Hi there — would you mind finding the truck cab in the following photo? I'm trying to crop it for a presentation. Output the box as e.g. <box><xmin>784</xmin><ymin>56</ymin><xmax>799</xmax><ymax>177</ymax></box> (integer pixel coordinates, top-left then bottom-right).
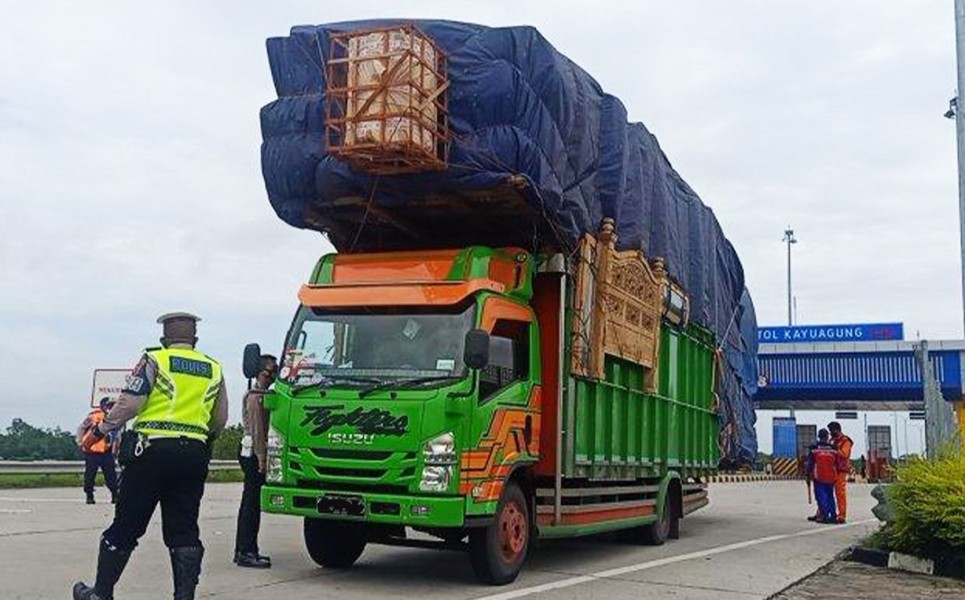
<box><xmin>256</xmin><ymin>246</ymin><xmax>543</xmax><ymax>583</ymax></box>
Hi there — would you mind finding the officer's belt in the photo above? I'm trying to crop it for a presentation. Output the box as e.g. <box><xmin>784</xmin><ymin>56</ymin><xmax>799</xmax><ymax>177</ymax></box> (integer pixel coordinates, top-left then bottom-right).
<box><xmin>133</xmin><ymin>421</ymin><xmax>208</xmax><ymax>436</ymax></box>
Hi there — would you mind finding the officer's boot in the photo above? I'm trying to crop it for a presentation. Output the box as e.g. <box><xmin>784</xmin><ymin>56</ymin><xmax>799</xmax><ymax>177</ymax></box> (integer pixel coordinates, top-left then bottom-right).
<box><xmin>170</xmin><ymin>546</ymin><xmax>204</xmax><ymax>600</ymax></box>
<box><xmin>72</xmin><ymin>538</ymin><xmax>132</xmax><ymax>600</ymax></box>
<box><xmin>86</xmin><ymin>491</ymin><xmax>95</xmax><ymax>505</ymax></box>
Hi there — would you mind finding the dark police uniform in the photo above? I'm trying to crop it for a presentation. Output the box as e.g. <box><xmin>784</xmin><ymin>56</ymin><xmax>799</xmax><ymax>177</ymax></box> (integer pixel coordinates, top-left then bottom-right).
<box><xmin>73</xmin><ymin>313</ymin><xmax>228</xmax><ymax>600</ymax></box>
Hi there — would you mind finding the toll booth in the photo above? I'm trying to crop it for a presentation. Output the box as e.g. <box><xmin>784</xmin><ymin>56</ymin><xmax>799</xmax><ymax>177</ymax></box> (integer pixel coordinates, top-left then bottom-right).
<box><xmin>867</xmin><ymin>425</ymin><xmax>892</xmax><ymax>482</ymax></box>
<box><xmin>795</xmin><ymin>424</ymin><xmax>817</xmax><ymax>477</ymax></box>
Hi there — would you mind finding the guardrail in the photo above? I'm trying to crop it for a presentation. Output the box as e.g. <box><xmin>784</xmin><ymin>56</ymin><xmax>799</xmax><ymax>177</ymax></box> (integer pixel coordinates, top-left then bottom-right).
<box><xmin>0</xmin><ymin>460</ymin><xmax>238</xmax><ymax>474</ymax></box>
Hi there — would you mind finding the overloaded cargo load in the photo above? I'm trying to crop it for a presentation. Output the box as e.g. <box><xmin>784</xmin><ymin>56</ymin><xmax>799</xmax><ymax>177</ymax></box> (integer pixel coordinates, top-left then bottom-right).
<box><xmin>260</xmin><ymin>19</ymin><xmax>759</xmax><ymax>465</ymax></box>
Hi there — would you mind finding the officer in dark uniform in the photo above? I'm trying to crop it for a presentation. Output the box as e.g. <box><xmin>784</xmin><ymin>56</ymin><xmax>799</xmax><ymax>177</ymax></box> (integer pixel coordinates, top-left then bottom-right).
<box><xmin>73</xmin><ymin>312</ymin><xmax>228</xmax><ymax>600</ymax></box>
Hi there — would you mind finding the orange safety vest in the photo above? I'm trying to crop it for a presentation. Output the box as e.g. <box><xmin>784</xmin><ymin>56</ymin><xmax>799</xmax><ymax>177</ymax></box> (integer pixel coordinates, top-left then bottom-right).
<box><xmin>84</xmin><ymin>409</ymin><xmax>109</xmax><ymax>454</ymax></box>
<box><xmin>811</xmin><ymin>445</ymin><xmax>838</xmax><ymax>484</ymax></box>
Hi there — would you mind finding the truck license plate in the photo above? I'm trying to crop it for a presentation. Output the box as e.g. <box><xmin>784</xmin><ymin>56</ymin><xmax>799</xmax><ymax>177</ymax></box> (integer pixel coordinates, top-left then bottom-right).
<box><xmin>317</xmin><ymin>494</ymin><xmax>365</xmax><ymax>517</ymax></box>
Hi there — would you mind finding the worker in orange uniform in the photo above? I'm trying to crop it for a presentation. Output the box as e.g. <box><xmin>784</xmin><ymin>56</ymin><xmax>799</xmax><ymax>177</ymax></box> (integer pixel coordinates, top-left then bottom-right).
<box><xmin>76</xmin><ymin>397</ymin><xmax>119</xmax><ymax>505</ymax></box>
<box><xmin>805</xmin><ymin>429</ymin><xmax>838</xmax><ymax>523</ymax></box>
<box><xmin>828</xmin><ymin>421</ymin><xmax>853</xmax><ymax>523</ymax></box>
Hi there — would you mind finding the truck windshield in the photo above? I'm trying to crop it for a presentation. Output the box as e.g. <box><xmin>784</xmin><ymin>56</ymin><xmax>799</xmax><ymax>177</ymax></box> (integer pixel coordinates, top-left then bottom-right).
<box><xmin>281</xmin><ymin>304</ymin><xmax>476</xmax><ymax>388</ymax></box>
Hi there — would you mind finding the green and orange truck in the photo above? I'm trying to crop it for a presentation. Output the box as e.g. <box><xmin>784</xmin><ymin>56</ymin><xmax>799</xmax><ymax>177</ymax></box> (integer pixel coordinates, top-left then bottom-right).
<box><xmin>251</xmin><ymin>20</ymin><xmax>756</xmax><ymax>584</ymax></box>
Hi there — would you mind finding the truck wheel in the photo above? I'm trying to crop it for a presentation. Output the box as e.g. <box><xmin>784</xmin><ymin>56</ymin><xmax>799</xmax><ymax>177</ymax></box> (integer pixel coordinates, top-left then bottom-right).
<box><xmin>303</xmin><ymin>518</ymin><xmax>366</xmax><ymax>568</ymax></box>
<box><xmin>469</xmin><ymin>481</ymin><xmax>530</xmax><ymax>585</ymax></box>
<box><xmin>640</xmin><ymin>500</ymin><xmax>673</xmax><ymax>546</ymax></box>
<box><xmin>668</xmin><ymin>512</ymin><xmax>681</xmax><ymax>540</ymax></box>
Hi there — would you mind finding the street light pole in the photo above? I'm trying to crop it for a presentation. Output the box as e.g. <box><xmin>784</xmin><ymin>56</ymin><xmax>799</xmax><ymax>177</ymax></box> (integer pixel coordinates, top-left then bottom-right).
<box><xmin>951</xmin><ymin>0</ymin><xmax>965</xmax><ymax>335</ymax></box>
<box><xmin>783</xmin><ymin>227</ymin><xmax>797</xmax><ymax>326</ymax></box>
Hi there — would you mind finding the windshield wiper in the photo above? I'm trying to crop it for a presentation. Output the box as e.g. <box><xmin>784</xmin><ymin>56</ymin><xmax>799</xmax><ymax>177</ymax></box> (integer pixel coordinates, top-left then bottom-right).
<box><xmin>291</xmin><ymin>374</ymin><xmax>385</xmax><ymax>396</ymax></box>
<box><xmin>358</xmin><ymin>375</ymin><xmax>464</xmax><ymax>398</ymax></box>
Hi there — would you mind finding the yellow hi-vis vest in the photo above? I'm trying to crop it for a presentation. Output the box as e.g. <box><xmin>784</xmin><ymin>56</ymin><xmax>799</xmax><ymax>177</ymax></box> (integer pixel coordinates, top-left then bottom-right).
<box><xmin>132</xmin><ymin>347</ymin><xmax>222</xmax><ymax>441</ymax></box>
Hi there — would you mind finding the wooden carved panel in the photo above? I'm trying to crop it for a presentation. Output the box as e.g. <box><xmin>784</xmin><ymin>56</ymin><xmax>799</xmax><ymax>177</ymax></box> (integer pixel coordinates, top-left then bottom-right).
<box><xmin>570</xmin><ymin>219</ymin><xmax>677</xmax><ymax>393</ymax></box>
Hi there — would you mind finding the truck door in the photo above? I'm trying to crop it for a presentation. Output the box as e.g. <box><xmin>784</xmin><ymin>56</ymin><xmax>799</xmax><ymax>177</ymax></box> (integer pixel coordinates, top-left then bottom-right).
<box><xmin>462</xmin><ymin>297</ymin><xmax>539</xmax><ymax>508</ymax></box>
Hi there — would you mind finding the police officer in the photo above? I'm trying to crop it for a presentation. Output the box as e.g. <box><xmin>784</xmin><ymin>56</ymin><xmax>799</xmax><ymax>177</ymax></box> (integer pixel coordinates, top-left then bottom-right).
<box><xmin>73</xmin><ymin>313</ymin><xmax>228</xmax><ymax>600</ymax></box>
<box><xmin>233</xmin><ymin>354</ymin><xmax>277</xmax><ymax>568</ymax></box>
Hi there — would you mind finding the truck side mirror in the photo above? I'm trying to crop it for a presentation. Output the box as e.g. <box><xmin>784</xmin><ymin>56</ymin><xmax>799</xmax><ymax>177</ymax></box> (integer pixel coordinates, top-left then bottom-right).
<box><xmin>464</xmin><ymin>329</ymin><xmax>491</xmax><ymax>370</ymax></box>
<box><xmin>242</xmin><ymin>343</ymin><xmax>263</xmax><ymax>379</ymax></box>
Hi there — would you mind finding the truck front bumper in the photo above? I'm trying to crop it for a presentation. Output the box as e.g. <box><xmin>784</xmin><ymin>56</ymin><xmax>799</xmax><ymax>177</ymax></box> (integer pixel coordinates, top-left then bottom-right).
<box><xmin>261</xmin><ymin>485</ymin><xmax>466</xmax><ymax>527</ymax></box>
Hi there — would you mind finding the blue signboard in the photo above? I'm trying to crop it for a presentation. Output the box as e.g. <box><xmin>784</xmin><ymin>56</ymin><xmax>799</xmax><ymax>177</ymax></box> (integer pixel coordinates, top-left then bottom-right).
<box><xmin>758</xmin><ymin>323</ymin><xmax>903</xmax><ymax>344</ymax></box>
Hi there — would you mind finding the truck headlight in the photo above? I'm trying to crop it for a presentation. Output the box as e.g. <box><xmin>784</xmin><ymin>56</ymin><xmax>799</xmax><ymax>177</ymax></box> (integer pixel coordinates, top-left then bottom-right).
<box><xmin>420</xmin><ymin>432</ymin><xmax>456</xmax><ymax>493</ymax></box>
<box><xmin>420</xmin><ymin>465</ymin><xmax>452</xmax><ymax>492</ymax></box>
<box><xmin>266</xmin><ymin>425</ymin><xmax>284</xmax><ymax>484</ymax></box>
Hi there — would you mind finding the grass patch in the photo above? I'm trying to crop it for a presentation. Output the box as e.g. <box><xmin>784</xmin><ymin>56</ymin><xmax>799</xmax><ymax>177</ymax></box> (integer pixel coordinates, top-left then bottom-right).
<box><xmin>205</xmin><ymin>469</ymin><xmax>245</xmax><ymax>484</ymax></box>
<box><xmin>0</xmin><ymin>469</ymin><xmax>243</xmax><ymax>489</ymax></box>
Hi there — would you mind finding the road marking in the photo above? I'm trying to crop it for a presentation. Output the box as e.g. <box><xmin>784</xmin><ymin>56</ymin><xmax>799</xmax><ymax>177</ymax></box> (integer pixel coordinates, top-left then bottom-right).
<box><xmin>0</xmin><ymin>496</ymin><xmax>86</xmax><ymax>503</ymax></box>
<box><xmin>474</xmin><ymin>519</ymin><xmax>878</xmax><ymax>600</ymax></box>
<box><xmin>0</xmin><ymin>508</ymin><xmax>32</xmax><ymax>514</ymax></box>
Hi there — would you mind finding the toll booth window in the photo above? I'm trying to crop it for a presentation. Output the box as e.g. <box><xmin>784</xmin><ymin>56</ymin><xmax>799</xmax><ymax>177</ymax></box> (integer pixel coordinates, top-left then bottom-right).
<box><xmin>480</xmin><ymin>319</ymin><xmax>529</xmax><ymax>401</ymax></box>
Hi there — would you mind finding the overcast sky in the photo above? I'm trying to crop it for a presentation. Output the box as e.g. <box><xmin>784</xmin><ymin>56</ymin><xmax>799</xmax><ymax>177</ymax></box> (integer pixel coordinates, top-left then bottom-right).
<box><xmin>0</xmin><ymin>1</ymin><xmax>958</xmax><ymax>455</ymax></box>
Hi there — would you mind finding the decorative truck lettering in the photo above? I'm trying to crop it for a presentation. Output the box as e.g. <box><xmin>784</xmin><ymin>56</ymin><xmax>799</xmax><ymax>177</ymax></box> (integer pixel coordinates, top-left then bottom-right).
<box><xmin>300</xmin><ymin>405</ymin><xmax>408</xmax><ymax>437</ymax></box>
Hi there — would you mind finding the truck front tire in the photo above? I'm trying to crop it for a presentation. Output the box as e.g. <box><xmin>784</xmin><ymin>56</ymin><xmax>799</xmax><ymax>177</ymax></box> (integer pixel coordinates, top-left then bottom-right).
<box><xmin>469</xmin><ymin>481</ymin><xmax>530</xmax><ymax>585</ymax></box>
<box><xmin>303</xmin><ymin>518</ymin><xmax>367</xmax><ymax>568</ymax></box>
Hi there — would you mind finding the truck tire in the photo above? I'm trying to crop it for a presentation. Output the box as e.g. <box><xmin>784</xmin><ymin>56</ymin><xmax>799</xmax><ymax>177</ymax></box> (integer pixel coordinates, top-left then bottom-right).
<box><xmin>668</xmin><ymin>510</ymin><xmax>681</xmax><ymax>540</ymax></box>
<box><xmin>639</xmin><ymin>499</ymin><xmax>673</xmax><ymax>546</ymax></box>
<box><xmin>469</xmin><ymin>481</ymin><xmax>530</xmax><ymax>585</ymax></box>
<box><xmin>303</xmin><ymin>518</ymin><xmax>366</xmax><ymax>568</ymax></box>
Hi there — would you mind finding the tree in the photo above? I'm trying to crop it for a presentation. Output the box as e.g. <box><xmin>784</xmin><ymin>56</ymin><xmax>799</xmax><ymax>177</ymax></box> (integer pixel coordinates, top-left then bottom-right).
<box><xmin>211</xmin><ymin>424</ymin><xmax>243</xmax><ymax>460</ymax></box>
<box><xmin>0</xmin><ymin>419</ymin><xmax>83</xmax><ymax>460</ymax></box>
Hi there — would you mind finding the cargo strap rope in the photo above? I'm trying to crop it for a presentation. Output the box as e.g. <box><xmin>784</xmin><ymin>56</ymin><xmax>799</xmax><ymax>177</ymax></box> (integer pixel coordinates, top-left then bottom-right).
<box><xmin>716</xmin><ymin>299</ymin><xmax>744</xmax><ymax>353</ymax></box>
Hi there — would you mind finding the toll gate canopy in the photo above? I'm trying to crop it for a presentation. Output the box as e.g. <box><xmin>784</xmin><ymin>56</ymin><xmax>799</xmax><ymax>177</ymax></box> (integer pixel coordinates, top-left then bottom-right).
<box><xmin>755</xmin><ymin>339</ymin><xmax>965</xmax><ymax>411</ymax></box>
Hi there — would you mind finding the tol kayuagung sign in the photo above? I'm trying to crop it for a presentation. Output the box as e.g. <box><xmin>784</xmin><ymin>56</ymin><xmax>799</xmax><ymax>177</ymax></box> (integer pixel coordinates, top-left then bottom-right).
<box><xmin>758</xmin><ymin>323</ymin><xmax>904</xmax><ymax>344</ymax></box>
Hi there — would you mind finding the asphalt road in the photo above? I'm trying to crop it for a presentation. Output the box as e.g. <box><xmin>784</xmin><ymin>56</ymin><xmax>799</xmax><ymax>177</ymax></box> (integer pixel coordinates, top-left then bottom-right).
<box><xmin>0</xmin><ymin>481</ymin><xmax>879</xmax><ymax>599</ymax></box>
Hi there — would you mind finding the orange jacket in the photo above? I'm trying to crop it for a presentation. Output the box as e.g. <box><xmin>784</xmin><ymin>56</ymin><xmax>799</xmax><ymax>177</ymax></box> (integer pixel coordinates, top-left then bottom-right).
<box><xmin>78</xmin><ymin>409</ymin><xmax>109</xmax><ymax>454</ymax></box>
<box><xmin>832</xmin><ymin>433</ymin><xmax>854</xmax><ymax>473</ymax></box>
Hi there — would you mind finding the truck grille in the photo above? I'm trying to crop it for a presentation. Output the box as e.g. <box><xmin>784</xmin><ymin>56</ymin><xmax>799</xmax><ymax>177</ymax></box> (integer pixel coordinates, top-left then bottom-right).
<box><xmin>311</xmin><ymin>449</ymin><xmax>395</xmax><ymax>461</ymax></box>
<box><xmin>315</xmin><ymin>466</ymin><xmax>388</xmax><ymax>479</ymax></box>
<box><xmin>290</xmin><ymin>448</ymin><xmax>418</xmax><ymax>492</ymax></box>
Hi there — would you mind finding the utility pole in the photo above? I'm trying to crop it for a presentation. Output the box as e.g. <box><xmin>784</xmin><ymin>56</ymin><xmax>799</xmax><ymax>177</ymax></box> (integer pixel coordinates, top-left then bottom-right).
<box><xmin>950</xmin><ymin>0</ymin><xmax>965</xmax><ymax>336</ymax></box>
<box><xmin>783</xmin><ymin>227</ymin><xmax>796</xmax><ymax>326</ymax></box>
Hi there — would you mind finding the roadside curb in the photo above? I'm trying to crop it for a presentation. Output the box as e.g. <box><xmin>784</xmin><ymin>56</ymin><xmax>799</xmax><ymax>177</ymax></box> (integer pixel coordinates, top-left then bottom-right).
<box><xmin>847</xmin><ymin>546</ymin><xmax>965</xmax><ymax>581</ymax></box>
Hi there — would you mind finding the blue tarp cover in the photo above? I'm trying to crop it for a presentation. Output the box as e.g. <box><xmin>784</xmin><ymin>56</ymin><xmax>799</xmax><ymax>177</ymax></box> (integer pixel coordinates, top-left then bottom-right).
<box><xmin>260</xmin><ymin>19</ymin><xmax>758</xmax><ymax>465</ymax></box>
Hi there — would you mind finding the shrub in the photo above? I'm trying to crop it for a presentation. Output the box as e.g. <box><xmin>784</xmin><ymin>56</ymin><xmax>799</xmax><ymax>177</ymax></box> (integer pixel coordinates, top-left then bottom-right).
<box><xmin>888</xmin><ymin>450</ymin><xmax>965</xmax><ymax>560</ymax></box>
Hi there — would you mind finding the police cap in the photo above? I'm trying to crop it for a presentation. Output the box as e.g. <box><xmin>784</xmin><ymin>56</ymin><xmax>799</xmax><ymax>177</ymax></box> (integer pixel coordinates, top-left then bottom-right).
<box><xmin>157</xmin><ymin>312</ymin><xmax>201</xmax><ymax>341</ymax></box>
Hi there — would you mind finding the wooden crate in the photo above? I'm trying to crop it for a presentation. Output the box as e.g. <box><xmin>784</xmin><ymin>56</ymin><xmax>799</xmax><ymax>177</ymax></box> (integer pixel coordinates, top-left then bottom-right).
<box><xmin>325</xmin><ymin>25</ymin><xmax>450</xmax><ymax>174</ymax></box>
